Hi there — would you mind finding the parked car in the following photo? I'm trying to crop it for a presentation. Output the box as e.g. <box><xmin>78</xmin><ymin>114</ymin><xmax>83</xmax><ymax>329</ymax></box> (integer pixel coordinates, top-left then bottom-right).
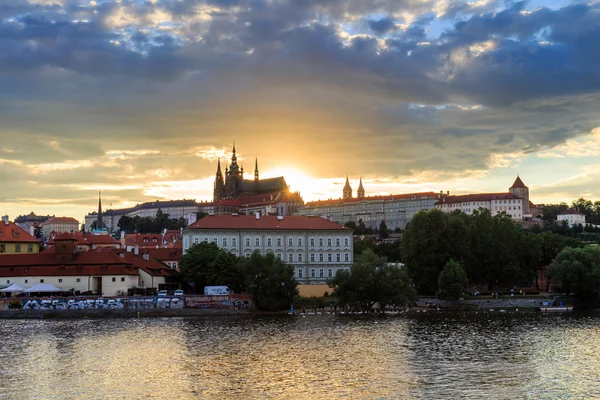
<box><xmin>174</xmin><ymin>289</ymin><xmax>184</xmax><ymax>297</ymax></box>
<box><xmin>157</xmin><ymin>290</ymin><xmax>168</xmax><ymax>297</ymax></box>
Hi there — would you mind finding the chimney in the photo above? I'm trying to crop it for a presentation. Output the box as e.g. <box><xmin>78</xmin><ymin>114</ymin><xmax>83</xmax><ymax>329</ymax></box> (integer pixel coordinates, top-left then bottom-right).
<box><xmin>156</xmin><ymin>245</ymin><xmax>159</xmax><ymax>249</ymax></box>
<box><xmin>255</xmin><ymin>212</ymin><xmax>260</xmax><ymax>220</ymax></box>
<box><xmin>121</xmin><ymin>230</ymin><xmax>125</xmax><ymax>239</ymax></box>
<box><xmin>2</xmin><ymin>215</ymin><xmax>8</xmax><ymax>226</ymax></box>
<box><xmin>142</xmin><ymin>253</ymin><xmax>149</xmax><ymax>261</ymax></box>
<box><xmin>134</xmin><ymin>245</ymin><xmax>139</xmax><ymax>255</ymax></box>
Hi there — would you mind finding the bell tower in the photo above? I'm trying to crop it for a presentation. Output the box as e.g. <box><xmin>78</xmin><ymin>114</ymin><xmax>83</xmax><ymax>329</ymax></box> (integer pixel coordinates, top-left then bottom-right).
<box><xmin>357</xmin><ymin>177</ymin><xmax>365</xmax><ymax>199</ymax></box>
<box><xmin>343</xmin><ymin>176</ymin><xmax>353</xmax><ymax>200</ymax></box>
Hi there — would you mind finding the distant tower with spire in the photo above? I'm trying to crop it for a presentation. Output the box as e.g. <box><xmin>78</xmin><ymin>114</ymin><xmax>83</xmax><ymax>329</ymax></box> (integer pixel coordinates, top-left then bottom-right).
<box><xmin>254</xmin><ymin>157</ymin><xmax>259</xmax><ymax>181</ymax></box>
<box><xmin>357</xmin><ymin>177</ymin><xmax>365</xmax><ymax>199</ymax></box>
<box><xmin>214</xmin><ymin>158</ymin><xmax>225</xmax><ymax>202</ymax></box>
<box><xmin>343</xmin><ymin>176</ymin><xmax>353</xmax><ymax>200</ymax></box>
<box><xmin>96</xmin><ymin>191</ymin><xmax>103</xmax><ymax>230</ymax></box>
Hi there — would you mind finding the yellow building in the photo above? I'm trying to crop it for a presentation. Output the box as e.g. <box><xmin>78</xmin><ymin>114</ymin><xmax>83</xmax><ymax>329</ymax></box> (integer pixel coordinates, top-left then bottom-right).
<box><xmin>0</xmin><ymin>216</ymin><xmax>40</xmax><ymax>255</ymax></box>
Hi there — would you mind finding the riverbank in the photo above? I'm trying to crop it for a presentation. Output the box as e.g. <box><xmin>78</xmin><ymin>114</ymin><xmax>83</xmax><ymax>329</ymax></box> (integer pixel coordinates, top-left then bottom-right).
<box><xmin>0</xmin><ymin>308</ymin><xmax>254</xmax><ymax>319</ymax></box>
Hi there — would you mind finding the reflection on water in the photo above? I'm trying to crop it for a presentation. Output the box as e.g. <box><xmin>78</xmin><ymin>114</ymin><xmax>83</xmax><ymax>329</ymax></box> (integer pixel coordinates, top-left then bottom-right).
<box><xmin>0</xmin><ymin>312</ymin><xmax>599</xmax><ymax>399</ymax></box>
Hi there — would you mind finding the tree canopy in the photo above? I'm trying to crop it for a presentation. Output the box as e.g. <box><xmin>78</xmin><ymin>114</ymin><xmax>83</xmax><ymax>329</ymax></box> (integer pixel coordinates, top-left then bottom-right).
<box><xmin>437</xmin><ymin>260</ymin><xmax>469</xmax><ymax>301</ymax></box>
<box><xmin>548</xmin><ymin>246</ymin><xmax>600</xmax><ymax>306</ymax></box>
<box><xmin>328</xmin><ymin>249</ymin><xmax>417</xmax><ymax>312</ymax></box>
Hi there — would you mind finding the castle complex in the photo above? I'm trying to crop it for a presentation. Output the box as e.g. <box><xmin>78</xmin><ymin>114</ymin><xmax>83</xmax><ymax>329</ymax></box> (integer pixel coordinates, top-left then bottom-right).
<box><xmin>213</xmin><ymin>143</ymin><xmax>289</xmax><ymax>202</ymax></box>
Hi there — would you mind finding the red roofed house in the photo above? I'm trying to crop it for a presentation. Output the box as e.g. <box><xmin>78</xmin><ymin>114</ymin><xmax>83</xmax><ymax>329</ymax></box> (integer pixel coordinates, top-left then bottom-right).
<box><xmin>435</xmin><ymin>176</ymin><xmax>539</xmax><ymax>221</ymax></box>
<box><xmin>183</xmin><ymin>214</ymin><xmax>353</xmax><ymax>284</ymax></box>
<box><xmin>298</xmin><ymin>177</ymin><xmax>444</xmax><ymax>230</ymax></box>
<box><xmin>0</xmin><ymin>234</ymin><xmax>178</xmax><ymax>295</ymax></box>
<box><xmin>42</xmin><ymin>216</ymin><xmax>79</xmax><ymax>239</ymax></box>
<box><xmin>0</xmin><ymin>216</ymin><xmax>41</xmax><ymax>255</ymax></box>
<box><xmin>46</xmin><ymin>231</ymin><xmax>120</xmax><ymax>252</ymax></box>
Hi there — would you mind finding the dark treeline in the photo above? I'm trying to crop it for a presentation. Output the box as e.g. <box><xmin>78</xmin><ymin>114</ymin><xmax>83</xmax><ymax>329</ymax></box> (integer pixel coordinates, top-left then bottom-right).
<box><xmin>112</xmin><ymin>209</ymin><xmax>205</xmax><ymax>233</ymax></box>
<box><xmin>401</xmin><ymin>208</ymin><xmax>583</xmax><ymax>295</ymax></box>
<box><xmin>542</xmin><ymin>197</ymin><xmax>600</xmax><ymax>225</ymax></box>
<box><xmin>180</xmin><ymin>242</ymin><xmax>297</xmax><ymax>311</ymax></box>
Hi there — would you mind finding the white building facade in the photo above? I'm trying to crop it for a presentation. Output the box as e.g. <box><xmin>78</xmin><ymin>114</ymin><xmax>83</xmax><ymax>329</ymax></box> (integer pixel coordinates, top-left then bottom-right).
<box><xmin>436</xmin><ymin>193</ymin><xmax>525</xmax><ymax>219</ymax></box>
<box><xmin>183</xmin><ymin>215</ymin><xmax>354</xmax><ymax>284</ymax></box>
<box><xmin>557</xmin><ymin>209</ymin><xmax>586</xmax><ymax>227</ymax></box>
<box><xmin>42</xmin><ymin>217</ymin><xmax>79</xmax><ymax>239</ymax></box>
<box><xmin>297</xmin><ymin>192</ymin><xmax>444</xmax><ymax>231</ymax></box>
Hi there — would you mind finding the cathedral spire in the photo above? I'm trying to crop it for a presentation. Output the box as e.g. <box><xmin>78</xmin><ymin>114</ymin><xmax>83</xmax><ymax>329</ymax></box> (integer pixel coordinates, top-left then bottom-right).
<box><xmin>96</xmin><ymin>191</ymin><xmax>103</xmax><ymax>231</ymax></box>
<box><xmin>231</xmin><ymin>142</ymin><xmax>237</xmax><ymax>164</ymax></box>
<box><xmin>357</xmin><ymin>177</ymin><xmax>365</xmax><ymax>199</ymax></box>
<box><xmin>343</xmin><ymin>176</ymin><xmax>352</xmax><ymax>200</ymax></box>
<box><xmin>254</xmin><ymin>157</ymin><xmax>259</xmax><ymax>181</ymax></box>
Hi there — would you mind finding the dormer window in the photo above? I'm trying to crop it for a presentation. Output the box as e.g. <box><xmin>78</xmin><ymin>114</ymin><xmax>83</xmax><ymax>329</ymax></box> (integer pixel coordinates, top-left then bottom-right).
<box><xmin>144</xmin><ymin>238</ymin><xmax>149</xmax><ymax>243</ymax></box>
<box><xmin>152</xmin><ymin>238</ymin><xmax>158</xmax><ymax>243</ymax></box>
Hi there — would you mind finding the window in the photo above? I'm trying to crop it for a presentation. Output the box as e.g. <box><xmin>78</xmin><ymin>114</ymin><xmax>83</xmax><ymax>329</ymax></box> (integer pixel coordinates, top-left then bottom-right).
<box><xmin>310</xmin><ymin>238</ymin><xmax>315</xmax><ymax>246</ymax></box>
<box><xmin>336</xmin><ymin>253</ymin><xmax>341</xmax><ymax>262</ymax></box>
<box><xmin>232</xmin><ymin>238</ymin><xmax>237</xmax><ymax>246</ymax></box>
<box><xmin>298</xmin><ymin>238</ymin><xmax>302</xmax><ymax>246</ymax></box>
<box><xmin>40</xmin><ymin>279</ymin><xmax>44</xmax><ymax>283</ymax></box>
<box><xmin>0</xmin><ymin>244</ymin><xmax>4</xmax><ymax>252</ymax></box>
<box><xmin>345</xmin><ymin>253</ymin><xmax>349</xmax><ymax>262</ymax></box>
<box><xmin>144</xmin><ymin>238</ymin><xmax>149</xmax><ymax>243</ymax></box>
<box><xmin>212</xmin><ymin>238</ymin><xmax>218</xmax><ymax>244</ymax></box>
<box><xmin>15</xmin><ymin>244</ymin><xmax>21</xmax><ymax>253</ymax></box>
<box><xmin>223</xmin><ymin>238</ymin><xmax>227</xmax><ymax>246</ymax></box>
<box><xmin>112</xmin><ymin>277</ymin><xmax>116</xmax><ymax>282</ymax></box>
<box><xmin>25</xmin><ymin>279</ymin><xmax>28</xmax><ymax>284</ymax></box>
<box><xmin>288</xmin><ymin>238</ymin><xmax>293</xmax><ymax>246</ymax></box>
<box><xmin>328</xmin><ymin>254</ymin><xmax>332</xmax><ymax>262</ymax></box>
<box><xmin>298</xmin><ymin>253</ymin><xmax>303</xmax><ymax>262</ymax></box>
<box><xmin>27</xmin><ymin>244</ymin><xmax>33</xmax><ymax>253</ymax></box>
<box><xmin>6</xmin><ymin>280</ymin><xmax>9</xmax><ymax>284</ymax></box>
<box><xmin>336</xmin><ymin>238</ymin><xmax>340</xmax><ymax>247</ymax></box>
<box><xmin>344</xmin><ymin>238</ymin><xmax>349</xmax><ymax>247</ymax></box>
<box><xmin>194</xmin><ymin>237</ymin><xmax>199</xmax><ymax>244</ymax></box>
<box><xmin>277</xmin><ymin>238</ymin><xmax>282</xmax><ymax>246</ymax></box>
<box><xmin>311</xmin><ymin>269</ymin><xmax>316</xmax><ymax>278</ymax></box>
<box><xmin>319</xmin><ymin>269</ymin><xmax>324</xmax><ymax>278</ymax></box>
<box><xmin>76</xmin><ymin>278</ymin><xmax>80</xmax><ymax>283</ymax></box>
<box><xmin>277</xmin><ymin>253</ymin><xmax>282</xmax><ymax>259</ymax></box>
<box><xmin>267</xmin><ymin>238</ymin><xmax>272</xmax><ymax>246</ymax></box>
<box><xmin>288</xmin><ymin>253</ymin><xmax>293</xmax><ymax>262</ymax></box>
<box><xmin>328</xmin><ymin>269</ymin><xmax>333</xmax><ymax>278</ymax></box>
<box><xmin>298</xmin><ymin>270</ymin><xmax>303</xmax><ymax>278</ymax></box>
<box><xmin>58</xmin><ymin>279</ymin><xmax>63</xmax><ymax>283</ymax></box>
<box><xmin>203</xmin><ymin>237</ymin><xmax>208</xmax><ymax>243</ymax></box>
<box><xmin>245</xmin><ymin>253</ymin><xmax>251</xmax><ymax>258</ymax></box>
<box><xmin>310</xmin><ymin>253</ymin><xmax>315</xmax><ymax>262</ymax></box>
<box><xmin>246</xmin><ymin>238</ymin><xmax>250</xmax><ymax>246</ymax></box>
<box><xmin>121</xmin><ymin>277</ymin><xmax>125</xmax><ymax>282</ymax></box>
<box><xmin>255</xmin><ymin>238</ymin><xmax>260</xmax><ymax>246</ymax></box>
<box><xmin>319</xmin><ymin>239</ymin><xmax>324</xmax><ymax>246</ymax></box>
<box><xmin>319</xmin><ymin>253</ymin><xmax>324</xmax><ymax>262</ymax></box>
<box><xmin>327</xmin><ymin>239</ymin><xmax>332</xmax><ymax>247</ymax></box>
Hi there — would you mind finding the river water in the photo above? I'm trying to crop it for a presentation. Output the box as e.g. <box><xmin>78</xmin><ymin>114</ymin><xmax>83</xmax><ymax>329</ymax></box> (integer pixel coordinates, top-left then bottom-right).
<box><xmin>0</xmin><ymin>312</ymin><xmax>599</xmax><ymax>399</ymax></box>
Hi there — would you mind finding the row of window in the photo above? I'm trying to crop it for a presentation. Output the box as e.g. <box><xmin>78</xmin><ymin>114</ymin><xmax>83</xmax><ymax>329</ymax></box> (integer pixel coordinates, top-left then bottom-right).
<box><xmin>5</xmin><ymin>277</ymin><xmax>126</xmax><ymax>284</ymax></box>
<box><xmin>0</xmin><ymin>244</ymin><xmax>34</xmax><ymax>253</ymax></box>
<box><xmin>297</xmin><ymin>268</ymin><xmax>351</xmax><ymax>278</ymax></box>
<box><xmin>495</xmin><ymin>206</ymin><xmax>521</xmax><ymax>211</ymax></box>
<box><xmin>192</xmin><ymin>237</ymin><xmax>351</xmax><ymax>248</ymax></box>
<box><xmin>241</xmin><ymin>252</ymin><xmax>351</xmax><ymax>263</ymax></box>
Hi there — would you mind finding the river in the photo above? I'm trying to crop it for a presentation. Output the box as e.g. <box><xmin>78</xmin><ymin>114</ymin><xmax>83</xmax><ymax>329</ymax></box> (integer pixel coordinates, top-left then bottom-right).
<box><xmin>0</xmin><ymin>311</ymin><xmax>599</xmax><ymax>399</ymax></box>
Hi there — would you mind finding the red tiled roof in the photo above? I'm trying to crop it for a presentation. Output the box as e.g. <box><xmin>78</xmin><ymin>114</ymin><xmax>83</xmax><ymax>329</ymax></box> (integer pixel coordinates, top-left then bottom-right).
<box><xmin>47</xmin><ymin>232</ymin><xmax>119</xmax><ymax>246</ymax></box>
<box><xmin>0</xmin><ymin>221</ymin><xmax>39</xmax><ymax>244</ymax></box>
<box><xmin>123</xmin><ymin>234</ymin><xmax>163</xmax><ymax>245</ymax></box>
<box><xmin>0</xmin><ymin>264</ymin><xmax>138</xmax><ymax>277</ymax></box>
<box><xmin>0</xmin><ymin>251</ymin><xmax>133</xmax><ymax>268</ymax></box>
<box><xmin>187</xmin><ymin>215</ymin><xmax>350</xmax><ymax>231</ymax></box>
<box><xmin>557</xmin><ymin>208</ymin><xmax>585</xmax><ymax>216</ymax></box>
<box><xmin>43</xmin><ymin>217</ymin><xmax>79</xmax><ymax>224</ymax></box>
<box><xmin>510</xmin><ymin>176</ymin><xmax>528</xmax><ymax>189</ymax></box>
<box><xmin>304</xmin><ymin>192</ymin><xmax>441</xmax><ymax>207</ymax></box>
<box><xmin>122</xmin><ymin>253</ymin><xmax>178</xmax><ymax>277</ymax></box>
<box><xmin>145</xmin><ymin>248</ymin><xmax>182</xmax><ymax>261</ymax></box>
<box><xmin>435</xmin><ymin>192</ymin><xmax>520</xmax><ymax>205</ymax></box>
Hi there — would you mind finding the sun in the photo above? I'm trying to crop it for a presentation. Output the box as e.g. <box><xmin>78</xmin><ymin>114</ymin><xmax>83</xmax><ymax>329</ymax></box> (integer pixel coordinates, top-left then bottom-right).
<box><xmin>261</xmin><ymin>167</ymin><xmax>316</xmax><ymax>197</ymax></box>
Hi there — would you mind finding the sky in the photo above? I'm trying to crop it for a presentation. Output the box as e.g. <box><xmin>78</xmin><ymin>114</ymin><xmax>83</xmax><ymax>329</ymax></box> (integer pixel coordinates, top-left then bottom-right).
<box><xmin>1</xmin><ymin>0</ymin><xmax>600</xmax><ymax>223</ymax></box>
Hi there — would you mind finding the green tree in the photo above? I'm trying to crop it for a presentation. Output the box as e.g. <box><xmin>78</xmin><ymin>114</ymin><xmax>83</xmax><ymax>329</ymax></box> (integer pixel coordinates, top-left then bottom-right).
<box><xmin>353</xmin><ymin>237</ymin><xmax>377</xmax><ymax>257</ymax></box>
<box><xmin>375</xmin><ymin>240</ymin><xmax>403</xmax><ymax>262</ymax></box>
<box><xmin>379</xmin><ymin>220</ymin><xmax>389</xmax><ymax>239</ymax></box>
<box><xmin>401</xmin><ymin>209</ymin><xmax>470</xmax><ymax>294</ymax></box>
<box><xmin>239</xmin><ymin>252</ymin><xmax>298</xmax><ymax>311</ymax></box>
<box><xmin>179</xmin><ymin>242</ymin><xmax>223</xmax><ymax>290</ymax></box>
<box><xmin>329</xmin><ymin>249</ymin><xmax>417</xmax><ymax>312</ymax></box>
<box><xmin>344</xmin><ymin>221</ymin><xmax>357</xmax><ymax>231</ymax></box>
<box><xmin>437</xmin><ymin>260</ymin><xmax>469</xmax><ymax>300</ymax></box>
<box><xmin>548</xmin><ymin>246</ymin><xmax>600</xmax><ymax>305</ymax></box>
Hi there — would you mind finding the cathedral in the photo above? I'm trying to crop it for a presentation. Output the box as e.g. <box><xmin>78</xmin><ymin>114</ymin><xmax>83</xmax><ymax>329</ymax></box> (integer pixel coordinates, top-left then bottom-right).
<box><xmin>213</xmin><ymin>143</ymin><xmax>289</xmax><ymax>202</ymax></box>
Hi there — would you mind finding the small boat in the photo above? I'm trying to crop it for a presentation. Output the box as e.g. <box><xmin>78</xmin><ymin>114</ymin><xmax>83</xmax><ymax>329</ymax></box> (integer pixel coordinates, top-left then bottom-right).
<box><xmin>539</xmin><ymin>306</ymin><xmax>573</xmax><ymax>312</ymax></box>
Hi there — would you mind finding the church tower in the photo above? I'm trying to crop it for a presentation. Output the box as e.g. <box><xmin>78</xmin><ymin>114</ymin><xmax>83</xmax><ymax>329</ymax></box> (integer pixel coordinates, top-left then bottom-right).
<box><xmin>225</xmin><ymin>142</ymin><xmax>241</xmax><ymax>198</ymax></box>
<box><xmin>96</xmin><ymin>191</ymin><xmax>103</xmax><ymax>230</ymax></box>
<box><xmin>254</xmin><ymin>158</ymin><xmax>259</xmax><ymax>181</ymax></box>
<box><xmin>214</xmin><ymin>158</ymin><xmax>225</xmax><ymax>202</ymax></box>
<box><xmin>509</xmin><ymin>175</ymin><xmax>530</xmax><ymax>215</ymax></box>
<box><xmin>343</xmin><ymin>176</ymin><xmax>353</xmax><ymax>200</ymax></box>
<box><xmin>357</xmin><ymin>177</ymin><xmax>365</xmax><ymax>199</ymax></box>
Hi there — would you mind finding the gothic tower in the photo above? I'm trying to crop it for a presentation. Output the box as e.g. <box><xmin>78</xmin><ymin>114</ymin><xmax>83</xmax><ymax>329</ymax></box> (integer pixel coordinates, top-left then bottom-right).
<box><xmin>509</xmin><ymin>175</ymin><xmax>530</xmax><ymax>215</ymax></box>
<box><xmin>225</xmin><ymin>142</ymin><xmax>241</xmax><ymax>197</ymax></box>
<box><xmin>96</xmin><ymin>191</ymin><xmax>103</xmax><ymax>230</ymax></box>
<box><xmin>357</xmin><ymin>177</ymin><xmax>365</xmax><ymax>199</ymax></box>
<box><xmin>254</xmin><ymin>157</ymin><xmax>259</xmax><ymax>181</ymax></box>
<box><xmin>343</xmin><ymin>176</ymin><xmax>353</xmax><ymax>200</ymax></box>
<box><xmin>214</xmin><ymin>158</ymin><xmax>225</xmax><ymax>202</ymax></box>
